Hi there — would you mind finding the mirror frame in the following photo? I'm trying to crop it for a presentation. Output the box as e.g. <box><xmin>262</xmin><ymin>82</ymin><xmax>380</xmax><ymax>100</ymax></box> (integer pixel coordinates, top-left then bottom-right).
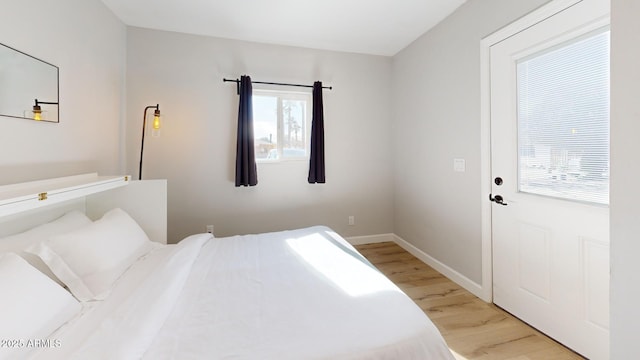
<box><xmin>0</xmin><ymin>42</ymin><xmax>59</xmax><ymax>123</ymax></box>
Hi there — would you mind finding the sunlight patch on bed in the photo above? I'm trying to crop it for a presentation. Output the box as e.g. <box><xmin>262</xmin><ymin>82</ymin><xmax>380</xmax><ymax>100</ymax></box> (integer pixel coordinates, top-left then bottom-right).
<box><xmin>286</xmin><ymin>232</ymin><xmax>399</xmax><ymax>297</ymax></box>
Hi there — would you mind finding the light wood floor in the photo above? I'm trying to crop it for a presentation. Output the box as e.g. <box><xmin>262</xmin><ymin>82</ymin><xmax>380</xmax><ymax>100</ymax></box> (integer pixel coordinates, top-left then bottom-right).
<box><xmin>354</xmin><ymin>242</ymin><xmax>585</xmax><ymax>360</ymax></box>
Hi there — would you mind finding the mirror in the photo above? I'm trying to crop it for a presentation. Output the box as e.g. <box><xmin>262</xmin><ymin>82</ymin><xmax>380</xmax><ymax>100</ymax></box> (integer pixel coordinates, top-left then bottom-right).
<box><xmin>0</xmin><ymin>42</ymin><xmax>59</xmax><ymax>122</ymax></box>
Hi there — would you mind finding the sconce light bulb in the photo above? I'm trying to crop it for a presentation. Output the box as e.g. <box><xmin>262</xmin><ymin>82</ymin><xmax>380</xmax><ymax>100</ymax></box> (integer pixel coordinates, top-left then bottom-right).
<box><xmin>33</xmin><ymin>103</ymin><xmax>42</xmax><ymax>121</ymax></box>
<box><xmin>153</xmin><ymin>112</ymin><xmax>161</xmax><ymax>130</ymax></box>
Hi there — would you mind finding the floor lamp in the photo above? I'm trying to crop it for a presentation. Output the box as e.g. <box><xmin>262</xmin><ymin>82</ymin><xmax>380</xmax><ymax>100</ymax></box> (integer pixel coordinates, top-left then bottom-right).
<box><xmin>139</xmin><ymin>104</ymin><xmax>161</xmax><ymax>180</ymax></box>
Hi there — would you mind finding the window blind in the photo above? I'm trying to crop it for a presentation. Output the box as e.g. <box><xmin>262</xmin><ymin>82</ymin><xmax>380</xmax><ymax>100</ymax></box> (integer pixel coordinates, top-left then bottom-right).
<box><xmin>517</xmin><ymin>28</ymin><xmax>610</xmax><ymax>205</ymax></box>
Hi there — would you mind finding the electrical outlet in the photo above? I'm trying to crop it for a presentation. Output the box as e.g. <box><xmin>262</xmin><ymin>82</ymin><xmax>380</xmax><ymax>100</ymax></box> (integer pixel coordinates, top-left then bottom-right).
<box><xmin>348</xmin><ymin>216</ymin><xmax>355</xmax><ymax>226</ymax></box>
<box><xmin>206</xmin><ymin>225</ymin><xmax>214</xmax><ymax>234</ymax></box>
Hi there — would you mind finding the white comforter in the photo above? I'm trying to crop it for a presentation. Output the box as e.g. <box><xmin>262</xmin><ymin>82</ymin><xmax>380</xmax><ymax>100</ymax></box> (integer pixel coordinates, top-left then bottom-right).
<box><xmin>33</xmin><ymin>226</ymin><xmax>454</xmax><ymax>360</ymax></box>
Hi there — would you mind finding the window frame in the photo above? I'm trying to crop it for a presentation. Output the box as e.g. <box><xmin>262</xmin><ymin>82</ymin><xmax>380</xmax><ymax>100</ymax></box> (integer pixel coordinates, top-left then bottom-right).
<box><xmin>252</xmin><ymin>88</ymin><xmax>313</xmax><ymax>163</ymax></box>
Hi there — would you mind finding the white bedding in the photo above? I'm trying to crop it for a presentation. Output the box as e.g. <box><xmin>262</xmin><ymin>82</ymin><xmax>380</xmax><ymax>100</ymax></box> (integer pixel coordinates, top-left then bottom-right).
<box><xmin>31</xmin><ymin>226</ymin><xmax>453</xmax><ymax>360</ymax></box>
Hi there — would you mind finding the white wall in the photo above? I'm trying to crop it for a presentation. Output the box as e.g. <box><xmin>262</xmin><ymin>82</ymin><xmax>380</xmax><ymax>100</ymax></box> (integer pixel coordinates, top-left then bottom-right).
<box><xmin>126</xmin><ymin>28</ymin><xmax>393</xmax><ymax>243</ymax></box>
<box><xmin>0</xmin><ymin>0</ymin><xmax>126</xmax><ymax>185</ymax></box>
<box><xmin>610</xmin><ymin>0</ymin><xmax>640</xmax><ymax>357</ymax></box>
<box><xmin>391</xmin><ymin>0</ymin><xmax>549</xmax><ymax>284</ymax></box>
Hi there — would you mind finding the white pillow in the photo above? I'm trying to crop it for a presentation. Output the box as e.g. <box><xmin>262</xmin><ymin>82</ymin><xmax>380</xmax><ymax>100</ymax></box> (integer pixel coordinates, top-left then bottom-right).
<box><xmin>0</xmin><ymin>211</ymin><xmax>92</xmax><ymax>285</ymax></box>
<box><xmin>0</xmin><ymin>253</ymin><xmax>81</xmax><ymax>341</ymax></box>
<box><xmin>28</xmin><ymin>208</ymin><xmax>155</xmax><ymax>301</ymax></box>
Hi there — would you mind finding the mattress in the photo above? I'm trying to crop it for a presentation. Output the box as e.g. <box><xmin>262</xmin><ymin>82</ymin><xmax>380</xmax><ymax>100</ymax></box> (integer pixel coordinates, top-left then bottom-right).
<box><xmin>31</xmin><ymin>226</ymin><xmax>454</xmax><ymax>359</ymax></box>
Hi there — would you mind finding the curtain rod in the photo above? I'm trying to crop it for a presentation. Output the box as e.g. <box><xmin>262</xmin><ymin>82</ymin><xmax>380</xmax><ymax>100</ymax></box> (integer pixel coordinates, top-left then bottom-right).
<box><xmin>223</xmin><ymin>78</ymin><xmax>332</xmax><ymax>91</ymax></box>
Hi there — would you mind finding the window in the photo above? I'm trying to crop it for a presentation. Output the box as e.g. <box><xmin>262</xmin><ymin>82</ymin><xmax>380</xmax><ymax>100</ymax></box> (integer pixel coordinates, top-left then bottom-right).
<box><xmin>517</xmin><ymin>28</ymin><xmax>610</xmax><ymax>205</ymax></box>
<box><xmin>253</xmin><ymin>89</ymin><xmax>312</xmax><ymax>161</ymax></box>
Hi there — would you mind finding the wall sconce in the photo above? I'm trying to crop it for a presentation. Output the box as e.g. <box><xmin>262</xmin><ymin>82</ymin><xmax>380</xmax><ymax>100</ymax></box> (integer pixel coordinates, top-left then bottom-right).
<box><xmin>32</xmin><ymin>99</ymin><xmax>58</xmax><ymax>121</ymax></box>
<box><xmin>139</xmin><ymin>104</ymin><xmax>161</xmax><ymax>180</ymax></box>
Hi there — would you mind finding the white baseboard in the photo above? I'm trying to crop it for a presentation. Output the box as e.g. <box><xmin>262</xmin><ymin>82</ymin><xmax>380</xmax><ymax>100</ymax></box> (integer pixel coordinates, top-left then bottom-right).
<box><xmin>345</xmin><ymin>233</ymin><xmax>395</xmax><ymax>245</ymax></box>
<box><xmin>392</xmin><ymin>234</ymin><xmax>484</xmax><ymax>299</ymax></box>
<box><xmin>346</xmin><ymin>232</ymin><xmax>485</xmax><ymax>300</ymax></box>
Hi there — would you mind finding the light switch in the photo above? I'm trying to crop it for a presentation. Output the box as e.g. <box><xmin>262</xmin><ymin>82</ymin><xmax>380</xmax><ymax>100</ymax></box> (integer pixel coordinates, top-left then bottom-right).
<box><xmin>453</xmin><ymin>158</ymin><xmax>466</xmax><ymax>172</ymax></box>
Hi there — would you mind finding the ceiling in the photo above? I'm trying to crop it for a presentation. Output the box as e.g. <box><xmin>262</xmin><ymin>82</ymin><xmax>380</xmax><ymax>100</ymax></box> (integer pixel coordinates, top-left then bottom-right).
<box><xmin>100</xmin><ymin>0</ymin><xmax>467</xmax><ymax>56</ymax></box>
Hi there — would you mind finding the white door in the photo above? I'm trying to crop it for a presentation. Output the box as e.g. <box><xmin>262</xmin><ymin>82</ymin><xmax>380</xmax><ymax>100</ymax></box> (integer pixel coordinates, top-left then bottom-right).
<box><xmin>490</xmin><ymin>1</ymin><xmax>610</xmax><ymax>359</ymax></box>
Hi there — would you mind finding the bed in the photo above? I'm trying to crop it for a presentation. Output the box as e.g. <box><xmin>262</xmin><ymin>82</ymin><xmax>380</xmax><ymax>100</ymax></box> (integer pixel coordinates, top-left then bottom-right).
<box><xmin>0</xmin><ymin>176</ymin><xmax>454</xmax><ymax>360</ymax></box>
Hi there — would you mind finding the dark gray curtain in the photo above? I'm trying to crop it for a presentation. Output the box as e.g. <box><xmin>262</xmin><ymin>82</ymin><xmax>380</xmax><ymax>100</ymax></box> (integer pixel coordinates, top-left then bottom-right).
<box><xmin>308</xmin><ymin>81</ymin><xmax>325</xmax><ymax>183</ymax></box>
<box><xmin>235</xmin><ymin>75</ymin><xmax>258</xmax><ymax>187</ymax></box>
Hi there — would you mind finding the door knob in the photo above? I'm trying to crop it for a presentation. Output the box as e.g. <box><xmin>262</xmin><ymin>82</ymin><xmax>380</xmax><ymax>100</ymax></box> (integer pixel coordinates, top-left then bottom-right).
<box><xmin>489</xmin><ymin>193</ymin><xmax>508</xmax><ymax>206</ymax></box>
<box><xmin>495</xmin><ymin>177</ymin><xmax>503</xmax><ymax>186</ymax></box>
